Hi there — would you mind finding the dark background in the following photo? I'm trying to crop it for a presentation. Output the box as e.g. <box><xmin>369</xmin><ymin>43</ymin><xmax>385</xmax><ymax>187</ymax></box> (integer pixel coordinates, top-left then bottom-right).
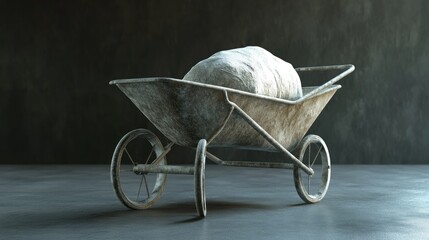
<box><xmin>1</xmin><ymin>0</ymin><xmax>428</xmax><ymax>164</ymax></box>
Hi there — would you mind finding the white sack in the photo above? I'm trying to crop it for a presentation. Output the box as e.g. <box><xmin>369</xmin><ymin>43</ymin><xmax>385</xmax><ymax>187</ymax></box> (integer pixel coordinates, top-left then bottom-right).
<box><xmin>183</xmin><ymin>46</ymin><xmax>302</xmax><ymax>100</ymax></box>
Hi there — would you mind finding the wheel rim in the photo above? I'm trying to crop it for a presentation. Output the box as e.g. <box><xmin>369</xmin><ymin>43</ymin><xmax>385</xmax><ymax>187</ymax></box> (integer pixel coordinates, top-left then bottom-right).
<box><xmin>294</xmin><ymin>135</ymin><xmax>331</xmax><ymax>203</ymax></box>
<box><xmin>194</xmin><ymin>139</ymin><xmax>207</xmax><ymax>217</ymax></box>
<box><xmin>111</xmin><ymin>129</ymin><xmax>167</xmax><ymax>209</ymax></box>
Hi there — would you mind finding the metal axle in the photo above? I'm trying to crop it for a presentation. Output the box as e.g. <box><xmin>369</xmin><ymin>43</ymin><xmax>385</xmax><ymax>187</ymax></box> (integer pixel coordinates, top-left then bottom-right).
<box><xmin>133</xmin><ymin>164</ymin><xmax>194</xmax><ymax>175</ymax></box>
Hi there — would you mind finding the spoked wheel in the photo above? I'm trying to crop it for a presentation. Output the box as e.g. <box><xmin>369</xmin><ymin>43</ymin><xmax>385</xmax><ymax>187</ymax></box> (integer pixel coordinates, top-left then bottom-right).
<box><xmin>194</xmin><ymin>139</ymin><xmax>207</xmax><ymax>218</ymax></box>
<box><xmin>111</xmin><ymin>129</ymin><xmax>167</xmax><ymax>209</ymax></box>
<box><xmin>293</xmin><ymin>135</ymin><xmax>331</xmax><ymax>203</ymax></box>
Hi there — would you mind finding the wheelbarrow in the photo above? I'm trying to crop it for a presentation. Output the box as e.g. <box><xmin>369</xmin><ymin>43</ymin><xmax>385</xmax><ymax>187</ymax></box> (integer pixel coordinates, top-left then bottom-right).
<box><xmin>110</xmin><ymin>64</ymin><xmax>355</xmax><ymax>217</ymax></box>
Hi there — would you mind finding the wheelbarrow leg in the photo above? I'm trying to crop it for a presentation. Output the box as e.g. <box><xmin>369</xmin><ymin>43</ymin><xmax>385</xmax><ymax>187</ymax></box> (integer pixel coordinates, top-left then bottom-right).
<box><xmin>194</xmin><ymin>139</ymin><xmax>207</xmax><ymax>218</ymax></box>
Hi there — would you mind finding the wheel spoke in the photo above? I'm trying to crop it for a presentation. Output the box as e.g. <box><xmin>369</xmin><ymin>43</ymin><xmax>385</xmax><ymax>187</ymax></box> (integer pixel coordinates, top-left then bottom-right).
<box><xmin>152</xmin><ymin>155</ymin><xmax>164</xmax><ymax>166</ymax></box>
<box><xmin>136</xmin><ymin>175</ymin><xmax>144</xmax><ymax>201</ymax></box>
<box><xmin>311</xmin><ymin>145</ymin><xmax>323</xmax><ymax>167</ymax></box>
<box><xmin>124</xmin><ymin>148</ymin><xmax>136</xmax><ymax>165</ymax></box>
<box><xmin>137</xmin><ymin>146</ymin><xmax>153</xmax><ymax>200</ymax></box>
<box><xmin>142</xmin><ymin>174</ymin><xmax>150</xmax><ymax>198</ymax></box>
<box><xmin>151</xmin><ymin>142</ymin><xmax>174</xmax><ymax>166</ymax></box>
<box><xmin>145</xmin><ymin>147</ymin><xmax>154</xmax><ymax>165</ymax></box>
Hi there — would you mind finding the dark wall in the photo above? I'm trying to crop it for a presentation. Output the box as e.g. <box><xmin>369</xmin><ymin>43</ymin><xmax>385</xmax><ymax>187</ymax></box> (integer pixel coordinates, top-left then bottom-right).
<box><xmin>1</xmin><ymin>0</ymin><xmax>428</xmax><ymax>164</ymax></box>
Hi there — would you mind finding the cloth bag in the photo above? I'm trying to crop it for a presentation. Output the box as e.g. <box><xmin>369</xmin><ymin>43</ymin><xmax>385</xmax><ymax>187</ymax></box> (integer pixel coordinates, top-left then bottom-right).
<box><xmin>183</xmin><ymin>46</ymin><xmax>302</xmax><ymax>100</ymax></box>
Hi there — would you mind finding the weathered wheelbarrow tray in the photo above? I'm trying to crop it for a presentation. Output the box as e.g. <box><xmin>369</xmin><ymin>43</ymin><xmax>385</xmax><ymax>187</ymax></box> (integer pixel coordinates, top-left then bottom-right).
<box><xmin>110</xmin><ymin>64</ymin><xmax>354</xmax><ymax>217</ymax></box>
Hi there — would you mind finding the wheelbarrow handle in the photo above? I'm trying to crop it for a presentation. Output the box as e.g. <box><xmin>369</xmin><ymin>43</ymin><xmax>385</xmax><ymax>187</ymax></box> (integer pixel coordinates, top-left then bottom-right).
<box><xmin>294</xmin><ymin>64</ymin><xmax>355</xmax><ymax>103</ymax></box>
<box><xmin>295</xmin><ymin>64</ymin><xmax>355</xmax><ymax>73</ymax></box>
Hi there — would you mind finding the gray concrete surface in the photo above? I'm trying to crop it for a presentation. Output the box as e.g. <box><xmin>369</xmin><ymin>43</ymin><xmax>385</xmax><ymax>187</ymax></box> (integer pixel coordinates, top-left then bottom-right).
<box><xmin>1</xmin><ymin>165</ymin><xmax>428</xmax><ymax>240</ymax></box>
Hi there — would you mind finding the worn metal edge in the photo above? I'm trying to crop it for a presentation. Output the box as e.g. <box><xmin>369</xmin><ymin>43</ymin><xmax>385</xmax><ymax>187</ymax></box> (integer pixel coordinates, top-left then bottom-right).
<box><xmin>109</xmin><ymin>77</ymin><xmax>341</xmax><ymax>105</ymax></box>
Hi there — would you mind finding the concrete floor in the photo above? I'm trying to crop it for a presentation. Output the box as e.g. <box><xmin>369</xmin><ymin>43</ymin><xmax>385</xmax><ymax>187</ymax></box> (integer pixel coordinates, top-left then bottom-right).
<box><xmin>1</xmin><ymin>165</ymin><xmax>428</xmax><ymax>240</ymax></box>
